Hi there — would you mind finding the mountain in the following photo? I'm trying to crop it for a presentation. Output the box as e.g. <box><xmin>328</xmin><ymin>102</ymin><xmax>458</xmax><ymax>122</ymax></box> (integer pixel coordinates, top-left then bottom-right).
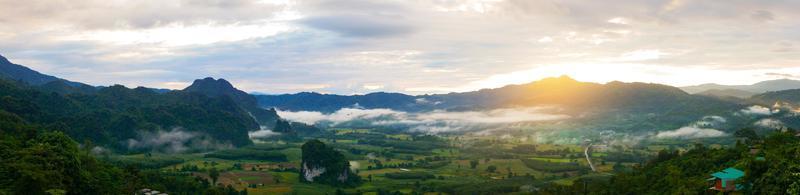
<box><xmin>0</xmin><ymin>78</ymin><xmax>264</xmax><ymax>149</ymax></box>
<box><xmin>257</xmin><ymin>76</ymin><xmax>738</xmax><ymax>113</ymax></box>
<box><xmin>256</xmin><ymin>76</ymin><xmax>743</xmax><ymax>131</ymax></box>
<box><xmin>256</xmin><ymin>92</ymin><xmax>420</xmax><ymax>113</ymax></box>
<box><xmin>0</xmin><ymin>55</ymin><xmax>178</xmax><ymax>95</ymax></box>
<box><xmin>300</xmin><ymin>140</ymin><xmax>361</xmax><ymax>186</ymax></box>
<box><xmin>696</xmin><ymin>88</ymin><xmax>757</xmax><ymax>99</ymax></box>
<box><xmin>184</xmin><ymin>77</ymin><xmax>280</xmax><ymax>128</ymax></box>
<box><xmin>681</xmin><ymin>79</ymin><xmax>800</xmax><ymax>94</ymax></box>
<box><xmin>0</xmin><ymin>54</ymin><xmax>94</xmax><ymax>90</ymax></box>
<box><xmin>0</xmin><ymin>56</ymin><xmax>292</xmax><ymax>150</ymax></box>
<box><xmin>750</xmin><ymin>89</ymin><xmax>800</xmax><ymax>106</ymax></box>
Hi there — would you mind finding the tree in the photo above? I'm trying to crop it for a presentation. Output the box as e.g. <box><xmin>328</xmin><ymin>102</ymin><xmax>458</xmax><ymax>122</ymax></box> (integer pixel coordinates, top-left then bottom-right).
<box><xmin>735</xmin><ymin>128</ymin><xmax>759</xmax><ymax>140</ymax></box>
<box><xmin>274</xmin><ymin>119</ymin><xmax>293</xmax><ymax>133</ymax></box>
<box><xmin>469</xmin><ymin>160</ymin><xmax>479</xmax><ymax>169</ymax></box>
<box><xmin>487</xmin><ymin>165</ymin><xmax>497</xmax><ymax>173</ymax></box>
<box><xmin>788</xmin><ymin>181</ymin><xmax>800</xmax><ymax>195</ymax></box>
<box><xmin>613</xmin><ymin>162</ymin><xmax>625</xmax><ymax>172</ymax></box>
<box><xmin>210</xmin><ymin>168</ymin><xmax>220</xmax><ymax>185</ymax></box>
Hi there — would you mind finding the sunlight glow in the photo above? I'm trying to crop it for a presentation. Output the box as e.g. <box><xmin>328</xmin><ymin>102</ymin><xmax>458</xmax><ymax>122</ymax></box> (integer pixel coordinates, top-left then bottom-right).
<box><xmin>446</xmin><ymin>63</ymin><xmax>800</xmax><ymax>93</ymax></box>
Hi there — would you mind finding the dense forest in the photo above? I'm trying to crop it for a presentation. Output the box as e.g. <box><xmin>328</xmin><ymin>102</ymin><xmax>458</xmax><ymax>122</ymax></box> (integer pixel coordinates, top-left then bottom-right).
<box><xmin>0</xmin><ymin>108</ymin><xmax>251</xmax><ymax>194</ymax></box>
<box><xmin>0</xmin><ymin>78</ymin><xmax>264</xmax><ymax>150</ymax></box>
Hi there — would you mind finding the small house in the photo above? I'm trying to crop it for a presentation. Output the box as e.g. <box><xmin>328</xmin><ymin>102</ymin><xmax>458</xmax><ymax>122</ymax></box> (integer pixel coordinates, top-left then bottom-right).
<box><xmin>708</xmin><ymin>167</ymin><xmax>744</xmax><ymax>192</ymax></box>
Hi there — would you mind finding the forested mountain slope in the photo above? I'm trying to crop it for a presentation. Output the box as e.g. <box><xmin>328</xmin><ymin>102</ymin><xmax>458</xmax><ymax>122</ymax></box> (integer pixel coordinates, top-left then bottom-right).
<box><xmin>0</xmin><ymin>79</ymin><xmax>260</xmax><ymax>149</ymax></box>
<box><xmin>184</xmin><ymin>77</ymin><xmax>280</xmax><ymax>128</ymax></box>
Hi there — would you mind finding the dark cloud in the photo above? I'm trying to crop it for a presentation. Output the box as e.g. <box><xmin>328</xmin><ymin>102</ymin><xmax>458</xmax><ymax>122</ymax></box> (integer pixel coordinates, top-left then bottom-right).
<box><xmin>301</xmin><ymin>15</ymin><xmax>414</xmax><ymax>37</ymax></box>
<box><xmin>765</xmin><ymin>72</ymin><xmax>797</xmax><ymax>78</ymax></box>
<box><xmin>296</xmin><ymin>0</ymin><xmax>416</xmax><ymax>38</ymax></box>
<box><xmin>750</xmin><ymin>10</ymin><xmax>775</xmax><ymax>22</ymax></box>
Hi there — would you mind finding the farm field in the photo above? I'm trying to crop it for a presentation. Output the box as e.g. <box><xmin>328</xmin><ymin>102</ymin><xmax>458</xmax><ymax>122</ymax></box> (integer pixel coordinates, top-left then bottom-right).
<box><xmin>112</xmin><ymin>128</ymin><xmax>682</xmax><ymax>195</ymax></box>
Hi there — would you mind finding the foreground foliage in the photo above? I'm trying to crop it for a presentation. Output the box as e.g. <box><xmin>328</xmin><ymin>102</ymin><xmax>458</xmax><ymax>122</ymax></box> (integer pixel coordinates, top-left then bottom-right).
<box><xmin>540</xmin><ymin>130</ymin><xmax>800</xmax><ymax>194</ymax></box>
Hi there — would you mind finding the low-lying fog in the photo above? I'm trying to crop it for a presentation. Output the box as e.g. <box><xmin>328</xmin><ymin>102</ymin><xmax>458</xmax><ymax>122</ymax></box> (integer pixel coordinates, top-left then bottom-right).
<box><xmin>274</xmin><ymin>104</ymin><xmax>795</xmax><ymax>145</ymax></box>
<box><xmin>121</xmin><ymin>104</ymin><xmax>796</xmax><ymax>153</ymax></box>
<box><xmin>278</xmin><ymin>106</ymin><xmax>570</xmax><ymax>133</ymax></box>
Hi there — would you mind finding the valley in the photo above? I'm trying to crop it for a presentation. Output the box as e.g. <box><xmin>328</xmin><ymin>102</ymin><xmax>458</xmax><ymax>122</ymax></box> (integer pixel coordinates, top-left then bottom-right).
<box><xmin>4</xmin><ymin>1</ymin><xmax>800</xmax><ymax>194</ymax></box>
<box><xmin>0</xmin><ymin>55</ymin><xmax>799</xmax><ymax>194</ymax></box>
<box><xmin>107</xmin><ymin>127</ymin><xmax>714</xmax><ymax>194</ymax></box>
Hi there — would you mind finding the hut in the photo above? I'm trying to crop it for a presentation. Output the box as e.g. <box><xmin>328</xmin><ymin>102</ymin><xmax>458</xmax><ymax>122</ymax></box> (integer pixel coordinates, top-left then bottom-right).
<box><xmin>708</xmin><ymin>167</ymin><xmax>744</xmax><ymax>192</ymax></box>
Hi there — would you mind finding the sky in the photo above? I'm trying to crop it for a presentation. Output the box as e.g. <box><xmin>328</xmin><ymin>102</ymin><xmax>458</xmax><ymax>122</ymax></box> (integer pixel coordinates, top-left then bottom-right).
<box><xmin>1</xmin><ymin>0</ymin><xmax>799</xmax><ymax>95</ymax></box>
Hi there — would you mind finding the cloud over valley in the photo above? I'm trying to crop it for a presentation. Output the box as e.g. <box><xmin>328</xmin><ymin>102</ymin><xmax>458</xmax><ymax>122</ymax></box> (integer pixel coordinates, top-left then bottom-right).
<box><xmin>278</xmin><ymin>107</ymin><xmax>570</xmax><ymax>133</ymax></box>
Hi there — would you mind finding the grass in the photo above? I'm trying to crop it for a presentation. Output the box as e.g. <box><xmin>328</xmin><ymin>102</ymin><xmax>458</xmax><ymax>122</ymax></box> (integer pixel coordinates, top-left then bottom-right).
<box><xmin>279</xmin><ymin>148</ymin><xmax>303</xmax><ymax>162</ymax></box>
<box><xmin>386</xmin><ymin>134</ymin><xmax>411</xmax><ymax>140</ymax></box>
<box><xmin>170</xmin><ymin>158</ymin><xmax>238</xmax><ymax>171</ymax></box>
<box><xmin>530</xmin><ymin>157</ymin><xmax>575</xmax><ymax>163</ymax></box>
<box><xmin>334</xmin><ymin>129</ymin><xmax>373</xmax><ymax>135</ymax></box>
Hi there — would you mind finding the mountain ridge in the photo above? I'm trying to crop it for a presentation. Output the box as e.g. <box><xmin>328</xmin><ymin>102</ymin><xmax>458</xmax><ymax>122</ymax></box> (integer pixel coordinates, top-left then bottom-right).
<box><xmin>695</xmin><ymin>88</ymin><xmax>757</xmax><ymax>98</ymax></box>
<box><xmin>680</xmin><ymin>79</ymin><xmax>800</xmax><ymax>94</ymax></box>
<box><xmin>256</xmin><ymin>76</ymin><xmax>721</xmax><ymax>112</ymax></box>
<box><xmin>0</xmin><ymin>54</ymin><xmax>93</xmax><ymax>89</ymax></box>
<box><xmin>184</xmin><ymin>77</ymin><xmax>281</xmax><ymax>128</ymax></box>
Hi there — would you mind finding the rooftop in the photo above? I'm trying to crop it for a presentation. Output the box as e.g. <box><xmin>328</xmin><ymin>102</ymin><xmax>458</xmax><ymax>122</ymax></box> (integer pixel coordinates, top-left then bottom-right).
<box><xmin>711</xmin><ymin>167</ymin><xmax>744</xmax><ymax>180</ymax></box>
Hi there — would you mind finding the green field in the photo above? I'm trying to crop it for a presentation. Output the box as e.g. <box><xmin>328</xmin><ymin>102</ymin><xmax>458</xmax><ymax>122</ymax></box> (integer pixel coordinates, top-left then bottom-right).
<box><xmin>104</xmin><ymin>128</ymin><xmax>673</xmax><ymax>195</ymax></box>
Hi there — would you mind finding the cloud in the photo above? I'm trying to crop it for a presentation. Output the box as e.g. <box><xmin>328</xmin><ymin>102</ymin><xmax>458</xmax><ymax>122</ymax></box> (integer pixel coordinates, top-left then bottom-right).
<box><xmin>126</xmin><ymin>127</ymin><xmax>232</xmax><ymax>153</ymax></box>
<box><xmin>0</xmin><ymin>0</ymin><xmax>286</xmax><ymax>30</ymax></box>
<box><xmin>618</xmin><ymin>50</ymin><xmax>668</xmax><ymax>61</ymax></box>
<box><xmin>738</xmin><ymin>105</ymin><xmax>778</xmax><ymax>116</ymax></box>
<box><xmin>249</xmin><ymin>129</ymin><xmax>281</xmax><ymax>139</ymax></box>
<box><xmin>607</xmin><ymin>17</ymin><xmax>630</xmax><ymax>25</ymax></box>
<box><xmin>90</xmin><ymin>146</ymin><xmax>111</xmax><ymax>155</ymax></box>
<box><xmin>537</xmin><ymin>36</ymin><xmax>554</xmax><ymax>43</ymax></box>
<box><xmin>279</xmin><ymin>108</ymin><xmax>404</xmax><ymax>124</ymax></box>
<box><xmin>4</xmin><ymin>0</ymin><xmax>800</xmax><ymax>95</ymax></box>
<box><xmin>693</xmin><ymin>115</ymin><xmax>726</xmax><ymax>127</ymax></box>
<box><xmin>296</xmin><ymin>0</ymin><xmax>416</xmax><ymax>38</ymax></box>
<box><xmin>655</xmin><ymin>127</ymin><xmax>727</xmax><ymax>139</ymax></box>
<box><xmin>415</xmin><ymin>98</ymin><xmax>442</xmax><ymax>105</ymax></box>
<box><xmin>655</xmin><ymin>115</ymin><xmax>728</xmax><ymax>139</ymax></box>
<box><xmin>301</xmin><ymin>15</ymin><xmax>414</xmax><ymax>37</ymax></box>
<box><xmin>278</xmin><ymin>107</ymin><xmax>569</xmax><ymax>133</ymax></box>
<box><xmin>415</xmin><ymin>107</ymin><xmax>570</xmax><ymax>124</ymax></box>
<box><xmin>765</xmin><ymin>72</ymin><xmax>798</xmax><ymax>78</ymax></box>
<box><xmin>754</xmin><ymin>118</ymin><xmax>784</xmax><ymax>129</ymax></box>
<box><xmin>750</xmin><ymin>10</ymin><xmax>775</xmax><ymax>23</ymax></box>
<box><xmin>363</xmin><ymin>84</ymin><xmax>385</xmax><ymax>90</ymax></box>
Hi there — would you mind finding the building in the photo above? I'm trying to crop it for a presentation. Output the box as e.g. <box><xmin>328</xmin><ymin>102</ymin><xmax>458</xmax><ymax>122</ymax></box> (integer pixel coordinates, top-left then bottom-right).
<box><xmin>708</xmin><ymin>167</ymin><xmax>745</xmax><ymax>192</ymax></box>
